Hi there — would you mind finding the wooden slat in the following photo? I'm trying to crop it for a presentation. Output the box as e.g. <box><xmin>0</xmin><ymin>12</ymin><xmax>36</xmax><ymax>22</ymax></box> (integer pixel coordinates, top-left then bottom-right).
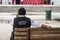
<box><xmin>14</xmin><ymin>32</ymin><xmax>27</xmax><ymax>36</ymax></box>
<box><xmin>14</xmin><ymin>36</ymin><xmax>27</xmax><ymax>40</ymax></box>
<box><xmin>30</xmin><ymin>28</ymin><xmax>60</xmax><ymax>31</ymax></box>
<box><xmin>14</xmin><ymin>28</ymin><xmax>29</xmax><ymax>40</ymax></box>
<box><xmin>14</xmin><ymin>39</ymin><xmax>27</xmax><ymax>40</ymax></box>
<box><xmin>14</xmin><ymin>28</ymin><xmax>29</xmax><ymax>32</ymax></box>
<box><xmin>14</xmin><ymin>28</ymin><xmax>60</xmax><ymax>31</ymax></box>
<box><xmin>30</xmin><ymin>31</ymin><xmax>60</xmax><ymax>35</ymax></box>
<box><xmin>30</xmin><ymin>34</ymin><xmax>60</xmax><ymax>39</ymax></box>
<box><xmin>30</xmin><ymin>38</ymin><xmax>60</xmax><ymax>40</ymax></box>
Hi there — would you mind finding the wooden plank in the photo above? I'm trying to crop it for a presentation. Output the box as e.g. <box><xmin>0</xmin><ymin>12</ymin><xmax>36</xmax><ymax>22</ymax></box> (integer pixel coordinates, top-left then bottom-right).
<box><xmin>30</xmin><ymin>28</ymin><xmax>60</xmax><ymax>31</ymax></box>
<box><xmin>30</xmin><ymin>38</ymin><xmax>60</xmax><ymax>40</ymax></box>
<box><xmin>14</xmin><ymin>39</ymin><xmax>27</xmax><ymax>40</ymax></box>
<box><xmin>30</xmin><ymin>31</ymin><xmax>60</xmax><ymax>35</ymax></box>
<box><xmin>14</xmin><ymin>28</ymin><xmax>29</xmax><ymax>32</ymax></box>
<box><xmin>14</xmin><ymin>36</ymin><xmax>27</xmax><ymax>40</ymax></box>
<box><xmin>14</xmin><ymin>28</ymin><xmax>29</xmax><ymax>40</ymax></box>
<box><xmin>30</xmin><ymin>34</ymin><xmax>60</xmax><ymax>39</ymax></box>
<box><xmin>14</xmin><ymin>32</ymin><xmax>27</xmax><ymax>36</ymax></box>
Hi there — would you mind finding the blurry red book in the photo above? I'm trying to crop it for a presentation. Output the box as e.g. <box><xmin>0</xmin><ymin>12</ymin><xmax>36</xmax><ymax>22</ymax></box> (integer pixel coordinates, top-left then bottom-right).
<box><xmin>12</xmin><ymin>0</ymin><xmax>14</xmax><ymax>4</ymax></box>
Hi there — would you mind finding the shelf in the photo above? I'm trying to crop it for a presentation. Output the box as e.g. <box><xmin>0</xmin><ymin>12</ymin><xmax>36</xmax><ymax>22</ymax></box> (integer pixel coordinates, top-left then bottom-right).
<box><xmin>0</xmin><ymin>5</ymin><xmax>60</xmax><ymax>13</ymax></box>
<box><xmin>0</xmin><ymin>5</ymin><xmax>60</xmax><ymax>7</ymax></box>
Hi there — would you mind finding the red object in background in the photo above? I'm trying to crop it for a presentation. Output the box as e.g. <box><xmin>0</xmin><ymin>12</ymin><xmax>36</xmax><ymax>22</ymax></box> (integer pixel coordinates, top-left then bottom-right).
<box><xmin>46</xmin><ymin>0</ymin><xmax>50</xmax><ymax>4</ymax></box>
<box><xmin>46</xmin><ymin>0</ymin><xmax>48</xmax><ymax>4</ymax></box>
<box><xmin>30</xmin><ymin>0</ymin><xmax>44</xmax><ymax>5</ymax></box>
<box><xmin>30</xmin><ymin>0</ymin><xmax>34</xmax><ymax>4</ymax></box>
<box><xmin>23</xmin><ymin>0</ymin><xmax>50</xmax><ymax>5</ymax></box>
<box><xmin>20</xmin><ymin>0</ymin><xmax>23</xmax><ymax>4</ymax></box>
<box><xmin>23</xmin><ymin>0</ymin><xmax>30</xmax><ymax>4</ymax></box>
<box><xmin>34</xmin><ymin>0</ymin><xmax>38</xmax><ymax>5</ymax></box>
<box><xmin>38</xmin><ymin>0</ymin><xmax>44</xmax><ymax>4</ymax></box>
<box><xmin>23</xmin><ymin>0</ymin><xmax>27</xmax><ymax>4</ymax></box>
<box><xmin>44</xmin><ymin>0</ymin><xmax>49</xmax><ymax>4</ymax></box>
<box><xmin>12</xmin><ymin>0</ymin><xmax>15</xmax><ymax>4</ymax></box>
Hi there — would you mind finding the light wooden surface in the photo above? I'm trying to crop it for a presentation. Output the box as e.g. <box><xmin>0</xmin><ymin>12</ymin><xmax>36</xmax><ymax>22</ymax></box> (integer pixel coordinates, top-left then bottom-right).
<box><xmin>14</xmin><ymin>28</ymin><xmax>60</xmax><ymax>40</ymax></box>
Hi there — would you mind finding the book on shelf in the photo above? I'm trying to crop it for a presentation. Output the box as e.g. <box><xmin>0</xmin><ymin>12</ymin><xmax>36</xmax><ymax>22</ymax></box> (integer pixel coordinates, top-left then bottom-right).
<box><xmin>16</xmin><ymin>0</ymin><xmax>20</xmax><ymax>4</ymax></box>
<box><xmin>44</xmin><ymin>0</ymin><xmax>51</xmax><ymax>4</ymax></box>
<box><xmin>1</xmin><ymin>0</ymin><xmax>51</xmax><ymax>5</ymax></box>
<box><xmin>12</xmin><ymin>0</ymin><xmax>21</xmax><ymax>5</ymax></box>
<box><xmin>12</xmin><ymin>0</ymin><xmax>16</xmax><ymax>5</ymax></box>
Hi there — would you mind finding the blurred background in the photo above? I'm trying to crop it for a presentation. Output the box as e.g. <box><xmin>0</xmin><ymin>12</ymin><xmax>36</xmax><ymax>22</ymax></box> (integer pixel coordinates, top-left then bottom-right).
<box><xmin>0</xmin><ymin>0</ymin><xmax>60</xmax><ymax>40</ymax></box>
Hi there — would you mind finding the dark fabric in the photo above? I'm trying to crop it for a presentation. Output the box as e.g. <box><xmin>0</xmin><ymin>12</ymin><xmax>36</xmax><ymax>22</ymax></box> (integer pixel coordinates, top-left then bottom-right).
<box><xmin>16</xmin><ymin>0</ymin><xmax>20</xmax><ymax>4</ymax></box>
<box><xmin>10</xmin><ymin>32</ymin><xmax>14</xmax><ymax>40</ymax></box>
<box><xmin>10</xmin><ymin>17</ymin><xmax>31</xmax><ymax>40</ymax></box>
<box><xmin>48</xmin><ymin>0</ymin><xmax>51</xmax><ymax>4</ymax></box>
<box><xmin>44</xmin><ymin>0</ymin><xmax>51</xmax><ymax>4</ymax></box>
<box><xmin>13</xmin><ymin>17</ymin><xmax>31</xmax><ymax>28</ymax></box>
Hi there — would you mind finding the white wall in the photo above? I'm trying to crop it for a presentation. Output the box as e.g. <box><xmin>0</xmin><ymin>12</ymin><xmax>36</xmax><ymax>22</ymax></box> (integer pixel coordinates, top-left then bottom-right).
<box><xmin>51</xmin><ymin>0</ymin><xmax>60</xmax><ymax>5</ymax></box>
<box><xmin>2</xmin><ymin>0</ymin><xmax>12</xmax><ymax>5</ymax></box>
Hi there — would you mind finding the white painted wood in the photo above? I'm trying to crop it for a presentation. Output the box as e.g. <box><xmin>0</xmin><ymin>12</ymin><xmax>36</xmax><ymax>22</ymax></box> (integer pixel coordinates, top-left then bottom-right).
<box><xmin>0</xmin><ymin>5</ymin><xmax>60</xmax><ymax>7</ymax></box>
